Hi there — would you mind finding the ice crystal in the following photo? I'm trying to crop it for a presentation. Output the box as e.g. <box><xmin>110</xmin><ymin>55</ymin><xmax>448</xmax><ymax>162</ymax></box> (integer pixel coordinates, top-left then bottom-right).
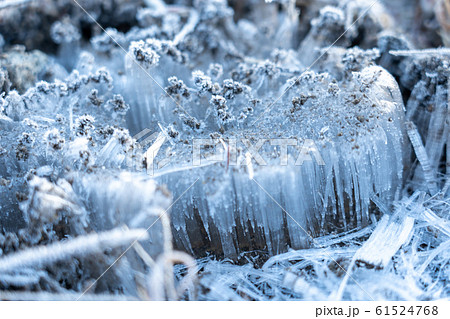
<box><xmin>0</xmin><ymin>0</ymin><xmax>449</xmax><ymax>301</ymax></box>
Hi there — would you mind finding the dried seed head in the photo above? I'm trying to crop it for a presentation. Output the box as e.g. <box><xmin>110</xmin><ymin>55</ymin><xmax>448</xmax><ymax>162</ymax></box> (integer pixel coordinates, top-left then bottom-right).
<box><xmin>105</xmin><ymin>94</ymin><xmax>130</xmax><ymax>115</ymax></box>
<box><xmin>193</xmin><ymin>70</ymin><xmax>213</xmax><ymax>93</ymax></box>
<box><xmin>166</xmin><ymin>76</ymin><xmax>190</xmax><ymax>98</ymax></box>
<box><xmin>129</xmin><ymin>40</ymin><xmax>160</xmax><ymax>68</ymax></box>
<box><xmin>45</xmin><ymin>128</ymin><xmax>65</xmax><ymax>150</ymax></box>
<box><xmin>74</xmin><ymin>115</ymin><xmax>95</xmax><ymax>137</ymax></box>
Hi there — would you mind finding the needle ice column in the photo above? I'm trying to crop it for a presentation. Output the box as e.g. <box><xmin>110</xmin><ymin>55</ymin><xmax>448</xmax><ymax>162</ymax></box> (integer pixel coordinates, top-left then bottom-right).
<box><xmin>148</xmin><ymin>65</ymin><xmax>407</xmax><ymax>258</ymax></box>
<box><xmin>72</xmin><ymin>171</ymin><xmax>172</xmax><ymax>258</ymax></box>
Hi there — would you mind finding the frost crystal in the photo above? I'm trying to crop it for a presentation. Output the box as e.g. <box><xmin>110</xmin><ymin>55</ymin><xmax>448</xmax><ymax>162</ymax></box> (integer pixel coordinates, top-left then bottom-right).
<box><xmin>0</xmin><ymin>0</ymin><xmax>449</xmax><ymax>302</ymax></box>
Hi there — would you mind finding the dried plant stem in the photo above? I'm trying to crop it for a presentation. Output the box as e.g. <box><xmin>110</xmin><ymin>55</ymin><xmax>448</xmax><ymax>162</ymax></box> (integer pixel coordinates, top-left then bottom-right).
<box><xmin>0</xmin><ymin>228</ymin><xmax>148</xmax><ymax>273</ymax></box>
<box><xmin>0</xmin><ymin>291</ymin><xmax>136</xmax><ymax>301</ymax></box>
<box><xmin>148</xmin><ymin>251</ymin><xmax>198</xmax><ymax>300</ymax></box>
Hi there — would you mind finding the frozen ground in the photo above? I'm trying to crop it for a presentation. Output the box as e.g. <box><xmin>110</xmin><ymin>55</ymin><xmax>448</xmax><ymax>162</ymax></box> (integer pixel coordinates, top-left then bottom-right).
<box><xmin>0</xmin><ymin>0</ymin><xmax>449</xmax><ymax>300</ymax></box>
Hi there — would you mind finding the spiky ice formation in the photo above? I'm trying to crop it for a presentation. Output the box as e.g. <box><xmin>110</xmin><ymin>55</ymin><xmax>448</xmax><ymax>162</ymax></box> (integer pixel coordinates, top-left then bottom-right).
<box><xmin>393</xmin><ymin>51</ymin><xmax>450</xmax><ymax>193</ymax></box>
<box><xmin>0</xmin><ymin>63</ymin><xmax>179</xmax><ymax>296</ymax></box>
<box><xmin>1</xmin><ymin>0</ymin><xmax>448</xmax><ymax>301</ymax></box>
<box><xmin>127</xmin><ymin>52</ymin><xmax>407</xmax><ymax>257</ymax></box>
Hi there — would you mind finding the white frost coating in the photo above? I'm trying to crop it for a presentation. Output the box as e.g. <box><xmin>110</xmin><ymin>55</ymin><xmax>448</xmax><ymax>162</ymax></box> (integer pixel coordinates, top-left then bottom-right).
<box><xmin>354</xmin><ymin>214</ymin><xmax>415</xmax><ymax>268</ymax></box>
<box><xmin>416</xmin><ymin>239</ymin><xmax>450</xmax><ymax>275</ymax></box>
<box><xmin>148</xmin><ymin>65</ymin><xmax>407</xmax><ymax>257</ymax></box>
<box><xmin>390</xmin><ymin>48</ymin><xmax>450</xmax><ymax>56</ymax></box>
<box><xmin>420</xmin><ymin>207</ymin><xmax>450</xmax><ymax>237</ymax></box>
<box><xmin>0</xmin><ymin>291</ymin><xmax>137</xmax><ymax>301</ymax></box>
<box><xmin>193</xmin><ymin>193</ymin><xmax>450</xmax><ymax>300</ymax></box>
<box><xmin>403</xmin><ymin>55</ymin><xmax>449</xmax><ymax>195</ymax></box>
<box><xmin>0</xmin><ymin>228</ymin><xmax>148</xmax><ymax>273</ymax></box>
<box><xmin>72</xmin><ymin>171</ymin><xmax>171</xmax><ymax>256</ymax></box>
<box><xmin>3</xmin><ymin>0</ymin><xmax>447</xmax><ymax>300</ymax></box>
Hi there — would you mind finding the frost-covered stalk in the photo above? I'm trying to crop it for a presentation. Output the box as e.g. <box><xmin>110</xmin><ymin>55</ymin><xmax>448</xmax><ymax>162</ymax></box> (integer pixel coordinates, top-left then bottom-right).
<box><xmin>0</xmin><ymin>228</ymin><xmax>148</xmax><ymax>273</ymax></box>
<box><xmin>50</xmin><ymin>19</ymin><xmax>81</xmax><ymax>70</ymax></box>
<box><xmin>148</xmin><ymin>251</ymin><xmax>198</xmax><ymax>300</ymax></box>
<box><xmin>124</xmin><ymin>40</ymin><xmax>162</xmax><ymax>133</ymax></box>
<box><xmin>0</xmin><ymin>291</ymin><xmax>137</xmax><ymax>301</ymax></box>
<box><xmin>124</xmin><ymin>39</ymin><xmax>190</xmax><ymax>133</ymax></box>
